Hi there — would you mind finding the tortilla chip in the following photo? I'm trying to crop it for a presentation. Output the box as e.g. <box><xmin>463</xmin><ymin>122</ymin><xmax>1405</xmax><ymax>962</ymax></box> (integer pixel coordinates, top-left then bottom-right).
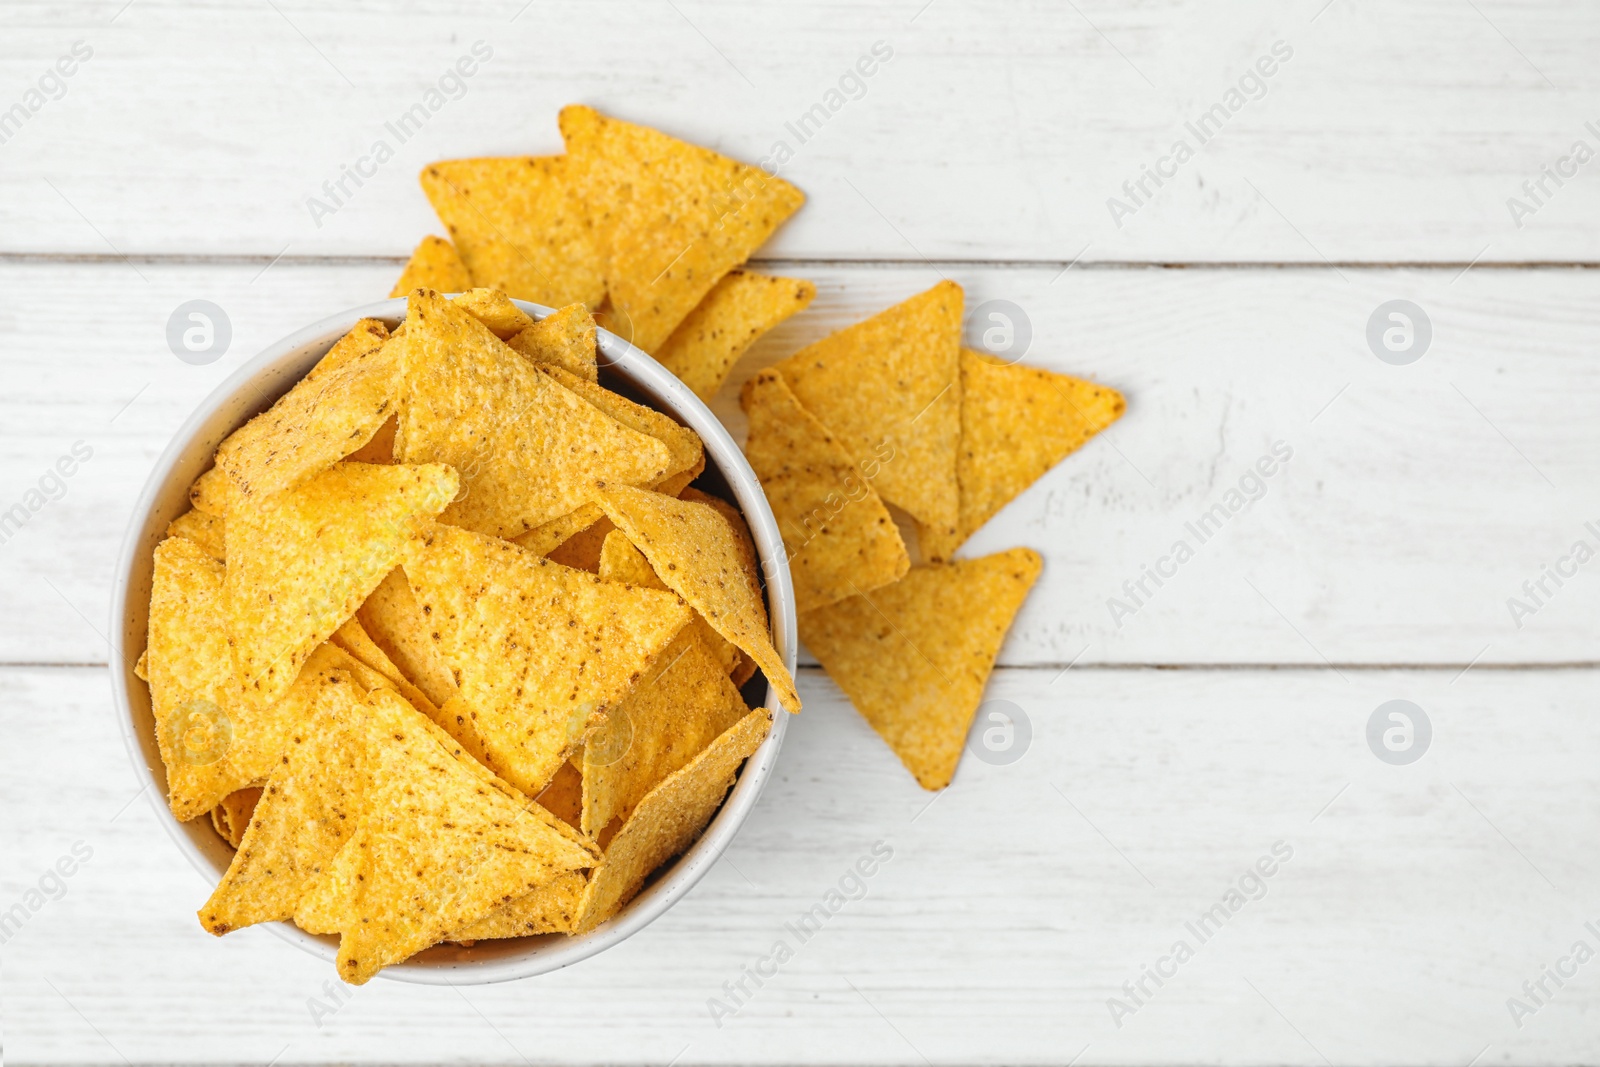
<box><xmin>543</xmin><ymin>516</ymin><xmax>612</xmax><ymax>573</ymax></box>
<box><xmin>923</xmin><ymin>349</ymin><xmax>1126</xmax><ymax>562</ymax></box>
<box><xmin>355</xmin><ymin>568</ymin><xmax>460</xmax><ymax>710</ymax></box>
<box><xmin>573</xmin><ymin>709</ymin><xmax>770</xmax><ymax>932</ymax></box>
<box><xmin>512</xmin><ymin>504</ymin><xmax>606</xmax><ymax>557</ymax></box>
<box><xmin>799</xmin><ymin>548</ymin><xmax>1041</xmax><ymax>790</ymax></box>
<box><xmin>330</xmin><ymin>616</ymin><xmax>439</xmax><ymax>720</ymax></box>
<box><xmin>581</xmin><ymin>625</ymin><xmax>748</xmax><ymax>835</ymax></box>
<box><xmin>400</xmin><ymin>523</ymin><xmax>692</xmax><ymax>797</ymax></box>
<box><xmin>188</xmin><ymin>466</ymin><xmax>236</xmax><ymax>517</ymax></box>
<box><xmin>533</xmin><ymin>759</ymin><xmax>583</xmax><ymax>829</ymax></box>
<box><xmin>593</xmin><ymin>485</ymin><xmax>798</xmax><ymax>713</ymax></box>
<box><xmin>537</xmin><ymin>363</ymin><xmax>703</xmax><ymax>488</ymax></box>
<box><xmin>420</xmin><ymin>155</ymin><xmax>605</xmax><ymax>309</ymax></box>
<box><xmin>658</xmin><ymin>271</ymin><xmax>815</xmax><ymax>401</ymax></box>
<box><xmin>197</xmin><ymin>668</ymin><xmax>372</xmax><ymax>932</ymax></box>
<box><xmin>741</xmin><ymin>369</ymin><xmax>908</xmax><ymax>613</ymax></box>
<box><xmin>226</xmin><ymin>461</ymin><xmax>458</xmax><ymax>707</ymax></box>
<box><xmin>211</xmin><ymin>787</ymin><xmax>263</xmax><ymax>849</ymax></box>
<box><xmin>452</xmin><ymin>287</ymin><xmax>535</xmax><ymax>340</ymax></box>
<box><xmin>559</xmin><ymin>105</ymin><xmax>805</xmax><ymax>353</ymax></box>
<box><xmin>397</xmin><ymin>289</ymin><xmax>670</xmax><ymax>538</ymax></box>
<box><xmin>133</xmin><ymin>650</ymin><xmax>149</xmax><ymax>682</ymax></box>
<box><xmin>771</xmin><ymin>281</ymin><xmax>962</xmax><ymax>541</ymax></box>
<box><xmin>166</xmin><ymin>508</ymin><xmax>226</xmax><ymax>562</ymax></box>
<box><xmin>213</xmin><ymin>319</ymin><xmax>397</xmax><ymax>498</ymax></box>
<box><xmin>450</xmin><ymin>870</ymin><xmax>586</xmax><ymax>940</ymax></box>
<box><xmin>390</xmin><ymin>235</ymin><xmax>472</xmax><ymax>298</ymax></box>
<box><xmin>292</xmin><ymin>688</ymin><xmax>599</xmax><ymax>983</ymax></box>
<box><xmin>598</xmin><ymin>529</ymin><xmax>740</xmax><ymax>676</ymax></box>
<box><xmin>346</xmin><ymin>413</ymin><xmax>397</xmax><ymax>464</ymax></box>
<box><xmin>507</xmin><ymin>302</ymin><xmax>598</xmax><ymax>382</ymax></box>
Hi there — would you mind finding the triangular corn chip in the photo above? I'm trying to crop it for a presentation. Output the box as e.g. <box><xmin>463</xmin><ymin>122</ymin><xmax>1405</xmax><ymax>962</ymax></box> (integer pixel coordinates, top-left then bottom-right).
<box><xmin>512</xmin><ymin>504</ymin><xmax>607</xmax><ymax>558</ymax></box>
<box><xmin>507</xmin><ymin>302</ymin><xmax>598</xmax><ymax>382</ymax></box>
<box><xmin>197</xmin><ymin>668</ymin><xmax>372</xmax><ymax>933</ymax></box>
<box><xmin>658</xmin><ymin>271</ymin><xmax>815</xmax><ymax>401</ymax></box>
<box><xmin>330</xmin><ymin>615</ymin><xmax>440</xmax><ymax>720</ymax></box>
<box><xmin>559</xmin><ymin>105</ymin><xmax>805</xmax><ymax>353</ymax></box>
<box><xmin>420</xmin><ymin>156</ymin><xmax>605</xmax><ymax>308</ymax></box>
<box><xmin>188</xmin><ymin>466</ymin><xmax>236</xmax><ymax>516</ymax></box>
<box><xmin>533</xmin><ymin>759</ymin><xmax>584</xmax><ymax>830</ymax></box>
<box><xmin>210</xmin><ymin>787</ymin><xmax>262</xmax><ymax>849</ymax></box>
<box><xmin>449</xmin><ymin>870</ymin><xmax>586</xmax><ymax>940</ymax></box>
<box><xmin>225</xmin><ymin>461</ymin><xmax>458</xmax><ymax>707</ymax></box>
<box><xmin>400</xmin><ymin>523</ymin><xmax>692</xmax><ymax>797</ymax></box>
<box><xmin>166</xmin><ymin>508</ymin><xmax>225</xmax><ymax>562</ymax></box>
<box><xmin>679</xmin><ymin>488</ymin><xmax>761</xmax><ymax>685</ymax></box>
<box><xmin>390</xmin><ymin>236</ymin><xmax>472</xmax><ymax>298</ymax></box>
<box><xmin>293</xmin><ymin>688</ymin><xmax>599</xmax><ymax>983</ymax></box>
<box><xmin>452</xmin><ymin>287</ymin><xmax>535</xmax><ymax>339</ymax></box>
<box><xmin>346</xmin><ymin>413</ymin><xmax>397</xmax><ymax>464</ymax></box>
<box><xmin>799</xmin><ymin>548</ymin><xmax>1041</xmax><ymax>790</ymax></box>
<box><xmin>542</xmin><ymin>515</ymin><xmax>612</xmax><ymax>573</ymax></box>
<box><xmin>355</xmin><ymin>567</ymin><xmax>459</xmax><ymax>709</ymax></box>
<box><xmin>771</xmin><ymin>281</ymin><xmax>963</xmax><ymax>540</ymax></box>
<box><xmin>580</xmin><ymin>625</ymin><xmax>748</xmax><ymax>835</ymax></box>
<box><xmin>573</xmin><ymin>709</ymin><xmax>771</xmax><ymax>932</ymax></box>
<box><xmin>594</xmin><ymin>485</ymin><xmax>798</xmax><ymax>713</ymax></box>
<box><xmin>741</xmin><ymin>369</ymin><xmax>908</xmax><ymax>613</ymax></box>
<box><xmin>214</xmin><ymin>319</ymin><xmax>397</xmax><ymax>498</ymax></box>
<box><xmin>922</xmin><ymin>348</ymin><xmax>1126</xmax><ymax>562</ymax></box>
<box><xmin>536</xmin><ymin>363</ymin><xmax>703</xmax><ymax>489</ymax></box>
<box><xmin>397</xmin><ymin>289</ymin><xmax>670</xmax><ymax>538</ymax></box>
<box><xmin>598</xmin><ymin>529</ymin><xmax>740</xmax><ymax>676</ymax></box>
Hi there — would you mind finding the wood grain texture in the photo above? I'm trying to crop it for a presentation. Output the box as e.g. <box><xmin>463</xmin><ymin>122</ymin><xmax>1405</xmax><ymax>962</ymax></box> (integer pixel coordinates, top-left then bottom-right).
<box><xmin>3</xmin><ymin>260</ymin><xmax>1596</xmax><ymax>668</ymax></box>
<box><xmin>4</xmin><ymin>665</ymin><xmax>1597</xmax><ymax>1065</ymax></box>
<box><xmin>0</xmin><ymin>0</ymin><xmax>1597</xmax><ymax>261</ymax></box>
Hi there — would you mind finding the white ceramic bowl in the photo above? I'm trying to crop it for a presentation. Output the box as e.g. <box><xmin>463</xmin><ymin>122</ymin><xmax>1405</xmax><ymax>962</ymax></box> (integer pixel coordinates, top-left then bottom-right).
<box><xmin>110</xmin><ymin>297</ymin><xmax>795</xmax><ymax>984</ymax></box>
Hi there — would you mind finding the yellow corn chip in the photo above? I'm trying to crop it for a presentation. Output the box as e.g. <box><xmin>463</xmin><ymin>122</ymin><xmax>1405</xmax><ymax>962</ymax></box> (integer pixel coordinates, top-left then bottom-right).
<box><xmin>511</xmin><ymin>504</ymin><xmax>606</xmax><ymax>558</ymax></box>
<box><xmin>214</xmin><ymin>319</ymin><xmax>397</xmax><ymax>498</ymax></box>
<box><xmin>741</xmin><ymin>369</ymin><xmax>908</xmax><ymax>614</ymax></box>
<box><xmin>449</xmin><ymin>870</ymin><xmax>586</xmax><ymax>940</ymax></box>
<box><xmin>397</xmin><ymin>289</ymin><xmax>670</xmax><ymax>538</ymax></box>
<box><xmin>401</xmin><ymin>523</ymin><xmax>692</xmax><ymax>797</ymax></box>
<box><xmin>598</xmin><ymin>529</ymin><xmax>740</xmax><ymax>676</ymax></box>
<box><xmin>922</xmin><ymin>348</ymin><xmax>1127</xmax><ymax>562</ymax></box>
<box><xmin>346</xmin><ymin>413</ymin><xmax>397</xmax><ymax>464</ymax></box>
<box><xmin>188</xmin><ymin>466</ymin><xmax>236</xmax><ymax>517</ymax></box>
<box><xmin>799</xmin><ymin>548</ymin><xmax>1041</xmax><ymax>790</ymax></box>
<box><xmin>581</xmin><ymin>625</ymin><xmax>748</xmax><ymax>835</ymax></box>
<box><xmin>226</xmin><ymin>461</ymin><xmax>458</xmax><ymax>707</ymax></box>
<box><xmin>542</xmin><ymin>516</ymin><xmax>612</xmax><ymax>573</ymax></box>
<box><xmin>676</xmin><ymin>492</ymin><xmax>769</xmax><ymax>687</ymax></box>
<box><xmin>772</xmin><ymin>281</ymin><xmax>963</xmax><ymax>541</ymax></box>
<box><xmin>211</xmin><ymin>787</ymin><xmax>263</xmax><ymax>849</ymax></box>
<box><xmin>534</xmin><ymin>759</ymin><xmax>584</xmax><ymax>829</ymax></box>
<box><xmin>390</xmin><ymin>235</ymin><xmax>472</xmax><ymax>298</ymax></box>
<box><xmin>355</xmin><ymin>567</ymin><xmax>460</xmax><ymax>710</ymax></box>
<box><xmin>537</xmin><ymin>363</ymin><xmax>703</xmax><ymax>489</ymax></box>
<box><xmin>293</xmin><ymin>688</ymin><xmax>599</xmax><ymax>984</ymax></box>
<box><xmin>559</xmin><ymin>105</ymin><xmax>806</xmax><ymax>353</ymax></box>
<box><xmin>507</xmin><ymin>302</ymin><xmax>598</xmax><ymax>382</ymax></box>
<box><xmin>166</xmin><ymin>508</ymin><xmax>226</xmax><ymax>562</ymax></box>
<box><xmin>593</xmin><ymin>485</ymin><xmax>798</xmax><ymax>713</ymax></box>
<box><xmin>658</xmin><ymin>271</ymin><xmax>816</xmax><ymax>401</ymax></box>
<box><xmin>197</xmin><ymin>668</ymin><xmax>372</xmax><ymax>933</ymax></box>
<box><xmin>573</xmin><ymin>709</ymin><xmax>771</xmax><ymax>932</ymax></box>
<box><xmin>133</xmin><ymin>650</ymin><xmax>148</xmax><ymax>681</ymax></box>
<box><xmin>451</xmin><ymin>287</ymin><xmax>536</xmax><ymax>339</ymax></box>
<box><xmin>420</xmin><ymin>156</ymin><xmax>605</xmax><ymax>309</ymax></box>
<box><xmin>330</xmin><ymin>615</ymin><xmax>440</xmax><ymax>720</ymax></box>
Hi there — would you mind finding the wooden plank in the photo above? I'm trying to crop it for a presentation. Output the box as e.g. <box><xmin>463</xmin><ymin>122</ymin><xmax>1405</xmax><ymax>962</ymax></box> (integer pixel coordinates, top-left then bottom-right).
<box><xmin>3</xmin><ymin>259</ymin><xmax>1597</xmax><ymax>667</ymax></box>
<box><xmin>2</xmin><ymin>0</ymin><xmax>1598</xmax><ymax>261</ymax></box>
<box><xmin>4</xmin><ymin>664</ymin><xmax>1597</xmax><ymax>1064</ymax></box>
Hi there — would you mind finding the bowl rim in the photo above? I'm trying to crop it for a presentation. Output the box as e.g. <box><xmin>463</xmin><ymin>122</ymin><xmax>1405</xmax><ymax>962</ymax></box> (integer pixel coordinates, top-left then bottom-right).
<box><xmin>109</xmin><ymin>295</ymin><xmax>796</xmax><ymax>985</ymax></box>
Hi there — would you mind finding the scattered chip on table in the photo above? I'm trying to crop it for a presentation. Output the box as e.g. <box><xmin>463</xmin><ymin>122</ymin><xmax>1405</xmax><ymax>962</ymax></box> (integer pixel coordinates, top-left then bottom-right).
<box><xmin>390</xmin><ymin>235</ymin><xmax>473</xmax><ymax>298</ymax></box>
<box><xmin>594</xmin><ymin>484</ymin><xmax>799</xmax><ymax>714</ymax></box>
<box><xmin>420</xmin><ymin>155</ymin><xmax>605</xmax><ymax>309</ymax></box>
<box><xmin>798</xmin><ymin>548</ymin><xmax>1041</xmax><ymax>790</ymax></box>
<box><xmin>656</xmin><ymin>270</ymin><xmax>816</xmax><ymax>401</ymax></box>
<box><xmin>741</xmin><ymin>369</ymin><xmax>908</xmax><ymax>613</ymax></box>
<box><xmin>771</xmin><ymin>280</ymin><xmax>963</xmax><ymax>544</ymax></box>
<box><xmin>559</xmin><ymin>105</ymin><xmax>805</xmax><ymax>354</ymax></box>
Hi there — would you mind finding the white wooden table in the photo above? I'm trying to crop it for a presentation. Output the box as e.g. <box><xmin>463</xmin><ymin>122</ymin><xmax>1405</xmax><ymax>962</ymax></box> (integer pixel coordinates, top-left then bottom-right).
<box><xmin>3</xmin><ymin>2</ymin><xmax>1598</xmax><ymax>1063</ymax></box>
